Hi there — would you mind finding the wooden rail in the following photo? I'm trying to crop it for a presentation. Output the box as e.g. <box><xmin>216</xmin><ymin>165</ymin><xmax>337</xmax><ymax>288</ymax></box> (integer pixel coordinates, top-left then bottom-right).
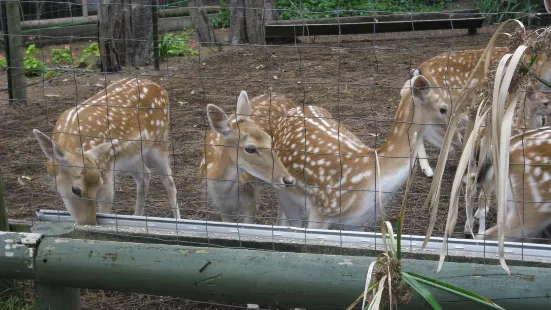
<box><xmin>265</xmin><ymin>11</ymin><xmax>486</xmax><ymax>39</ymax></box>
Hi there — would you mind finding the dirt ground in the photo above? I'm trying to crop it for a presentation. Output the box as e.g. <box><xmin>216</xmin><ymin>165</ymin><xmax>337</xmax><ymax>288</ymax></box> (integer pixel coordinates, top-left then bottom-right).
<box><xmin>0</xmin><ymin>25</ymin><xmax>520</xmax><ymax>308</ymax></box>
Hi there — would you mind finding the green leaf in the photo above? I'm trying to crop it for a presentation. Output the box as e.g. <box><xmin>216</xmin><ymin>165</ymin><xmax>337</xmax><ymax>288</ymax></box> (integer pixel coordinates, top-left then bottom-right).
<box><xmin>401</xmin><ymin>272</ymin><xmax>443</xmax><ymax>310</ymax></box>
<box><xmin>403</xmin><ymin>272</ymin><xmax>506</xmax><ymax>310</ymax></box>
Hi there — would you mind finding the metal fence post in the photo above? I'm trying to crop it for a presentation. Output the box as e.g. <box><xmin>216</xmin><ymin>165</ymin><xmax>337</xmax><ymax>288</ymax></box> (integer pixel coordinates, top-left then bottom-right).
<box><xmin>31</xmin><ymin>223</ymin><xmax>81</xmax><ymax>310</ymax></box>
<box><xmin>3</xmin><ymin>0</ymin><xmax>27</xmax><ymax>106</ymax></box>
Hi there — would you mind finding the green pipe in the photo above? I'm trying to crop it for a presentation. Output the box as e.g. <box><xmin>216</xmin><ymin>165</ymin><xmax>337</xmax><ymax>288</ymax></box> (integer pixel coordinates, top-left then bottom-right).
<box><xmin>2</xmin><ymin>227</ymin><xmax>551</xmax><ymax>309</ymax></box>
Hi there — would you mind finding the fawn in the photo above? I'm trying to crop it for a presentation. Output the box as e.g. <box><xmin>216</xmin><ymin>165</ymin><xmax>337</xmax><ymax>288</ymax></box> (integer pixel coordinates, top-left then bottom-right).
<box><xmin>200</xmin><ymin>91</ymin><xmax>295</xmax><ymax>224</ymax></box>
<box><xmin>33</xmin><ymin>77</ymin><xmax>180</xmax><ymax>225</ymax></box>
<box><xmin>413</xmin><ymin>46</ymin><xmax>551</xmax><ymax>178</ymax></box>
<box><xmin>202</xmin><ymin>75</ymin><xmax>462</xmax><ymax>229</ymax></box>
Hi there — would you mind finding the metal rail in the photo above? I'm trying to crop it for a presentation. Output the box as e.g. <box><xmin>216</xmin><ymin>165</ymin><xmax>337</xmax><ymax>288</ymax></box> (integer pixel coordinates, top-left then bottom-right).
<box><xmin>36</xmin><ymin>209</ymin><xmax>551</xmax><ymax>265</ymax></box>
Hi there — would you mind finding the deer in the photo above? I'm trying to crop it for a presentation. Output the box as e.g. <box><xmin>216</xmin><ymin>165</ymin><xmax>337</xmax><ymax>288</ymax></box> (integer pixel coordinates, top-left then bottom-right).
<box><xmin>202</xmin><ymin>74</ymin><xmax>463</xmax><ymax>229</ymax></box>
<box><xmin>199</xmin><ymin>91</ymin><xmax>296</xmax><ymax>224</ymax></box>
<box><xmin>469</xmin><ymin>126</ymin><xmax>551</xmax><ymax>242</ymax></box>
<box><xmin>412</xmin><ymin>46</ymin><xmax>551</xmax><ymax>178</ymax></box>
<box><xmin>462</xmin><ymin>85</ymin><xmax>551</xmax><ymax>237</ymax></box>
<box><xmin>32</xmin><ymin>77</ymin><xmax>180</xmax><ymax>225</ymax></box>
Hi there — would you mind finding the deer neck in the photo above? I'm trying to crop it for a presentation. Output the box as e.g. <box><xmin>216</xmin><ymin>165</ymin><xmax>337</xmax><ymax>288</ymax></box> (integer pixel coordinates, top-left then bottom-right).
<box><xmin>377</xmin><ymin>101</ymin><xmax>426</xmax><ymax>165</ymax></box>
<box><xmin>515</xmin><ymin>104</ymin><xmax>540</xmax><ymax>133</ymax></box>
<box><xmin>205</xmin><ymin>133</ymin><xmax>242</xmax><ymax>186</ymax></box>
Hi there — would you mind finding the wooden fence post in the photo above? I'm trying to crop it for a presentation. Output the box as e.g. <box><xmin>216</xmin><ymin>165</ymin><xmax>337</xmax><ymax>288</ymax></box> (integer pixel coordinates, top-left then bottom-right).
<box><xmin>2</xmin><ymin>0</ymin><xmax>27</xmax><ymax>106</ymax></box>
<box><xmin>152</xmin><ymin>0</ymin><xmax>160</xmax><ymax>70</ymax></box>
<box><xmin>0</xmin><ymin>169</ymin><xmax>16</xmax><ymax>304</ymax></box>
<box><xmin>31</xmin><ymin>223</ymin><xmax>81</xmax><ymax>310</ymax></box>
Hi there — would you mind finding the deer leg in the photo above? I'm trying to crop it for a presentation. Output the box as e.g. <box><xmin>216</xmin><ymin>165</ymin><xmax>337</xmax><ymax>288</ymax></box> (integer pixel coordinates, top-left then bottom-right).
<box><xmin>475</xmin><ymin>190</ymin><xmax>489</xmax><ymax>236</ymax></box>
<box><xmin>275</xmin><ymin>190</ymin><xmax>304</xmax><ymax>228</ymax></box>
<box><xmin>275</xmin><ymin>205</ymin><xmax>288</xmax><ymax>226</ymax></box>
<box><xmin>417</xmin><ymin>143</ymin><xmax>434</xmax><ymax>178</ymax></box>
<box><xmin>148</xmin><ymin>149</ymin><xmax>180</xmax><ymax>219</ymax></box>
<box><xmin>97</xmin><ymin>183</ymin><xmax>115</xmax><ymax>214</ymax></box>
<box><xmin>130</xmin><ymin>165</ymin><xmax>152</xmax><ymax>217</ymax></box>
<box><xmin>464</xmin><ymin>198</ymin><xmax>476</xmax><ymax>238</ymax></box>
<box><xmin>307</xmin><ymin>210</ymin><xmax>331</xmax><ymax>230</ymax></box>
<box><xmin>475</xmin><ymin>206</ymin><xmax>547</xmax><ymax>242</ymax></box>
<box><xmin>97</xmin><ymin>170</ymin><xmax>115</xmax><ymax>214</ymax></box>
<box><xmin>238</xmin><ymin>181</ymin><xmax>258</xmax><ymax>224</ymax></box>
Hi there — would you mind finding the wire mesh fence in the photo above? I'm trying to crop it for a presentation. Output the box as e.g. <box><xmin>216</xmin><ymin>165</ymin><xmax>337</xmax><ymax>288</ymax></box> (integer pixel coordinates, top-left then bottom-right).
<box><xmin>2</xmin><ymin>0</ymin><xmax>551</xmax><ymax>309</ymax></box>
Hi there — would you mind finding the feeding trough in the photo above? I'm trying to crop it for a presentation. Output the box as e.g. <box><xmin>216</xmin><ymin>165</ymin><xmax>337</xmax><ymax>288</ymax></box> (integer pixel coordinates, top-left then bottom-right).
<box><xmin>265</xmin><ymin>9</ymin><xmax>486</xmax><ymax>41</ymax></box>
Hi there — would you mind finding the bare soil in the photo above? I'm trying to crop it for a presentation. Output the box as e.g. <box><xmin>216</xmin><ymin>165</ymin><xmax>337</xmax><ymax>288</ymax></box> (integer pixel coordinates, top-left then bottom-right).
<box><xmin>1</xmin><ymin>26</ymin><xmax>513</xmax><ymax>308</ymax></box>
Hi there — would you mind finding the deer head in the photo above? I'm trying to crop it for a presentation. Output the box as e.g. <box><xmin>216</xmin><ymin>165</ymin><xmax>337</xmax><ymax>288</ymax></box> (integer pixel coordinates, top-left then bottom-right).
<box><xmin>33</xmin><ymin>129</ymin><xmax>113</xmax><ymax>224</ymax></box>
<box><xmin>206</xmin><ymin>91</ymin><xmax>295</xmax><ymax>188</ymax></box>
<box><xmin>401</xmin><ymin>75</ymin><xmax>463</xmax><ymax>153</ymax></box>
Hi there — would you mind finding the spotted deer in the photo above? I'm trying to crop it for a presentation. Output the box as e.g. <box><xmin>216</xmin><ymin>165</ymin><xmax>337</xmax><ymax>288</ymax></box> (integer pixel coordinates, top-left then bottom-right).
<box><xmin>202</xmin><ymin>75</ymin><xmax>463</xmax><ymax>229</ymax></box>
<box><xmin>463</xmin><ymin>85</ymin><xmax>551</xmax><ymax>236</ymax></box>
<box><xmin>33</xmin><ymin>77</ymin><xmax>180</xmax><ymax>225</ymax></box>
<box><xmin>412</xmin><ymin>46</ymin><xmax>551</xmax><ymax>178</ymax></box>
<box><xmin>199</xmin><ymin>91</ymin><xmax>295</xmax><ymax>224</ymax></box>
<box><xmin>471</xmin><ymin>126</ymin><xmax>551</xmax><ymax>241</ymax></box>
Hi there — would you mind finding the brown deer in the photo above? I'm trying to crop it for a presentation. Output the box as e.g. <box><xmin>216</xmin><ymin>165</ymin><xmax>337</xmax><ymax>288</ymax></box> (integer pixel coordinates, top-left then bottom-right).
<box><xmin>412</xmin><ymin>46</ymin><xmax>551</xmax><ymax>178</ymax></box>
<box><xmin>202</xmin><ymin>75</ymin><xmax>462</xmax><ymax>229</ymax></box>
<box><xmin>199</xmin><ymin>91</ymin><xmax>296</xmax><ymax>224</ymax></box>
<box><xmin>33</xmin><ymin>77</ymin><xmax>179</xmax><ymax>225</ymax></box>
<box><xmin>472</xmin><ymin>126</ymin><xmax>551</xmax><ymax>241</ymax></box>
<box><xmin>463</xmin><ymin>85</ymin><xmax>551</xmax><ymax>236</ymax></box>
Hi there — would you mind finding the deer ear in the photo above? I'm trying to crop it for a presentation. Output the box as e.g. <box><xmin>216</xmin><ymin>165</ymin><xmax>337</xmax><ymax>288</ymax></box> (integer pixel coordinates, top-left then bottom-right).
<box><xmin>207</xmin><ymin>104</ymin><xmax>231</xmax><ymax>135</ymax></box>
<box><xmin>236</xmin><ymin>90</ymin><xmax>252</xmax><ymax>122</ymax></box>
<box><xmin>85</xmin><ymin>142</ymin><xmax>113</xmax><ymax>161</ymax></box>
<box><xmin>33</xmin><ymin>129</ymin><xmax>67</xmax><ymax>164</ymax></box>
<box><xmin>411</xmin><ymin>75</ymin><xmax>431</xmax><ymax>100</ymax></box>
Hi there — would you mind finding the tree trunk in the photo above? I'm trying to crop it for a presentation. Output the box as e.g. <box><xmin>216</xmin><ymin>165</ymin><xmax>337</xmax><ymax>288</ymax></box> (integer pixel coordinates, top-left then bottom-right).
<box><xmin>130</xmin><ymin>0</ymin><xmax>152</xmax><ymax>67</ymax></box>
<box><xmin>98</xmin><ymin>0</ymin><xmax>152</xmax><ymax>72</ymax></box>
<box><xmin>229</xmin><ymin>0</ymin><xmax>246</xmax><ymax>45</ymax></box>
<box><xmin>188</xmin><ymin>0</ymin><xmax>217</xmax><ymax>45</ymax></box>
<box><xmin>230</xmin><ymin>0</ymin><xmax>279</xmax><ymax>45</ymax></box>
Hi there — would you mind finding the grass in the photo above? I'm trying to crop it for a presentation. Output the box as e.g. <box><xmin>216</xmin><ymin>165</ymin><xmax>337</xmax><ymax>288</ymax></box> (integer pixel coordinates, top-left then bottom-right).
<box><xmin>0</xmin><ymin>296</ymin><xmax>34</xmax><ymax>310</ymax></box>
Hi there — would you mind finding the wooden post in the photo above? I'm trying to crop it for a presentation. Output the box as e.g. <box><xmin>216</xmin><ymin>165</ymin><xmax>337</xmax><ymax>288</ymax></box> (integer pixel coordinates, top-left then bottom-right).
<box><xmin>4</xmin><ymin>0</ymin><xmax>27</xmax><ymax>106</ymax></box>
<box><xmin>0</xmin><ymin>170</ymin><xmax>14</xmax><ymax>302</ymax></box>
<box><xmin>31</xmin><ymin>223</ymin><xmax>81</xmax><ymax>310</ymax></box>
<box><xmin>0</xmin><ymin>173</ymin><xmax>7</xmax><ymax>232</ymax></box>
<box><xmin>152</xmin><ymin>0</ymin><xmax>160</xmax><ymax>70</ymax></box>
<box><xmin>3</xmin><ymin>228</ymin><xmax>551</xmax><ymax>309</ymax></box>
<box><xmin>82</xmin><ymin>0</ymin><xmax>89</xmax><ymax>17</ymax></box>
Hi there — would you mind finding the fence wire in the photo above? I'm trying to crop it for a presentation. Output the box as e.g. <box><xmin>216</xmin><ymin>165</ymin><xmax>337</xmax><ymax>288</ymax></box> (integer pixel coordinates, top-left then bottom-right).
<box><xmin>2</xmin><ymin>0</ymin><xmax>551</xmax><ymax>308</ymax></box>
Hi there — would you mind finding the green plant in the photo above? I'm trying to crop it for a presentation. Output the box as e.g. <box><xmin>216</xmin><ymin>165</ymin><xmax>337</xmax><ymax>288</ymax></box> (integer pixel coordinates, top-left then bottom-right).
<box><xmin>23</xmin><ymin>44</ymin><xmax>57</xmax><ymax>78</ymax></box>
<box><xmin>275</xmin><ymin>0</ymin><xmax>448</xmax><ymax>20</ymax></box>
<box><xmin>479</xmin><ymin>0</ymin><xmax>544</xmax><ymax>23</ymax></box>
<box><xmin>159</xmin><ymin>32</ymin><xmax>199</xmax><ymax>60</ymax></box>
<box><xmin>0</xmin><ymin>56</ymin><xmax>6</xmax><ymax>71</ymax></box>
<box><xmin>212</xmin><ymin>1</ymin><xmax>231</xmax><ymax>29</ymax></box>
<box><xmin>347</xmin><ymin>150</ymin><xmax>505</xmax><ymax>309</ymax></box>
<box><xmin>0</xmin><ymin>295</ymin><xmax>34</xmax><ymax>310</ymax></box>
<box><xmin>75</xmin><ymin>41</ymin><xmax>100</xmax><ymax>69</ymax></box>
<box><xmin>51</xmin><ymin>45</ymin><xmax>72</xmax><ymax>64</ymax></box>
<box><xmin>50</xmin><ymin>42</ymin><xmax>99</xmax><ymax>69</ymax></box>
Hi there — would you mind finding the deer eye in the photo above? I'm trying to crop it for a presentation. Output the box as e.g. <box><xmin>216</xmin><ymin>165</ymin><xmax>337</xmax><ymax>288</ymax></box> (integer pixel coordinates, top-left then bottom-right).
<box><xmin>72</xmin><ymin>185</ymin><xmax>82</xmax><ymax>198</ymax></box>
<box><xmin>544</xmin><ymin>101</ymin><xmax>548</xmax><ymax>107</ymax></box>
<box><xmin>244</xmin><ymin>145</ymin><xmax>257</xmax><ymax>154</ymax></box>
<box><xmin>440</xmin><ymin>108</ymin><xmax>447</xmax><ymax>114</ymax></box>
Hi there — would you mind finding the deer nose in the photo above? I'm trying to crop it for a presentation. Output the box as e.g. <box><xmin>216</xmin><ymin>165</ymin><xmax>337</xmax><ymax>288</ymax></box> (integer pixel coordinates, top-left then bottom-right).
<box><xmin>282</xmin><ymin>176</ymin><xmax>295</xmax><ymax>187</ymax></box>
